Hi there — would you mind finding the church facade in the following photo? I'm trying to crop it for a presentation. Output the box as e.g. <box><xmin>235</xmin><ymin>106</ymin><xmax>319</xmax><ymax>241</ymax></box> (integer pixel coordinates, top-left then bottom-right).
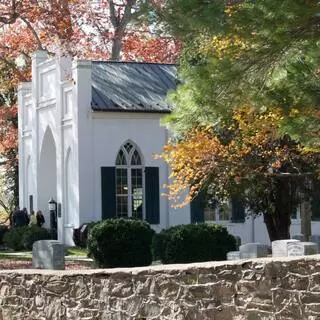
<box><xmin>18</xmin><ymin>51</ymin><xmax>320</xmax><ymax>246</ymax></box>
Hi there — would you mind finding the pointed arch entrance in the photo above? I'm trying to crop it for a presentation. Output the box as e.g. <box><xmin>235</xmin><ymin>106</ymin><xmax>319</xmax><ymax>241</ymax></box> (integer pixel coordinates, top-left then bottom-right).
<box><xmin>38</xmin><ymin>127</ymin><xmax>57</xmax><ymax>227</ymax></box>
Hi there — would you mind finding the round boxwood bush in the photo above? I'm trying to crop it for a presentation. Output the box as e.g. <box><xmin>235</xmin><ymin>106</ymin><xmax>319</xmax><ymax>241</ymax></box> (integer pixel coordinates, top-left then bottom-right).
<box><xmin>21</xmin><ymin>225</ymin><xmax>52</xmax><ymax>250</ymax></box>
<box><xmin>3</xmin><ymin>226</ymin><xmax>28</xmax><ymax>251</ymax></box>
<box><xmin>153</xmin><ymin>223</ymin><xmax>237</xmax><ymax>264</ymax></box>
<box><xmin>87</xmin><ymin>218</ymin><xmax>154</xmax><ymax>268</ymax></box>
<box><xmin>152</xmin><ymin>231</ymin><xmax>168</xmax><ymax>261</ymax></box>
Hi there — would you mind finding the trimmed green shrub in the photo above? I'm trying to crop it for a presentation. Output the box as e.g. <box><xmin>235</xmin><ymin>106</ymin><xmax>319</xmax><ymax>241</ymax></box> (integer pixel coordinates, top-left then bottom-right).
<box><xmin>0</xmin><ymin>225</ymin><xmax>9</xmax><ymax>245</ymax></box>
<box><xmin>3</xmin><ymin>226</ymin><xmax>52</xmax><ymax>251</ymax></box>
<box><xmin>153</xmin><ymin>223</ymin><xmax>237</xmax><ymax>264</ymax></box>
<box><xmin>152</xmin><ymin>231</ymin><xmax>168</xmax><ymax>261</ymax></box>
<box><xmin>3</xmin><ymin>227</ymin><xmax>28</xmax><ymax>251</ymax></box>
<box><xmin>21</xmin><ymin>225</ymin><xmax>51</xmax><ymax>250</ymax></box>
<box><xmin>87</xmin><ymin>218</ymin><xmax>155</xmax><ymax>268</ymax></box>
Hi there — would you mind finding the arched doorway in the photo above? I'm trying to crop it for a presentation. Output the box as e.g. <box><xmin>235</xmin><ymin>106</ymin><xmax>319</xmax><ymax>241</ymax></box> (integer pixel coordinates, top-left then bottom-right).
<box><xmin>38</xmin><ymin>127</ymin><xmax>57</xmax><ymax>229</ymax></box>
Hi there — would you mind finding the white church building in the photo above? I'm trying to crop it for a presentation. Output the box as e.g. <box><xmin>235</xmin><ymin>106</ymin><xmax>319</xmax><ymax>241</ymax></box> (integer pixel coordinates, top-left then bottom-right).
<box><xmin>17</xmin><ymin>51</ymin><xmax>320</xmax><ymax>246</ymax></box>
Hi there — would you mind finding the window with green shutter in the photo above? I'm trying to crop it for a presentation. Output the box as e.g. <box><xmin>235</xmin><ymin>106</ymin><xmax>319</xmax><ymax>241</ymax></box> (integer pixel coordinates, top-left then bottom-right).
<box><xmin>231</xmin><ymin>197</ymin><xmax>245</xmax><ymax>223</ymax></box>
<box><xmin>145</xmin><ymin>167</ymin><xmax>160</xmax><ymax>224</ymax></box>
<box><xmin>101</xmin><ymin>167</ymin><xmax>116</xmax><ymax>219</ymax></box>
<box><xmin>191</xmin><ymin>192</ymin><xmax>205</xmax><ymax>223</ymax></box>
<box><xmin>101</xmin><ymin>141</ymin><xmax>160</xmax><ymax>225</ymax></box>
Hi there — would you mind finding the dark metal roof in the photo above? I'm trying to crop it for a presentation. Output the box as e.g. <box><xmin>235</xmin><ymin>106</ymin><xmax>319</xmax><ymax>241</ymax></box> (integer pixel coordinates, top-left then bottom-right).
<box><xmin>91</xmin><ymin>61</ymin><xmax>177</xmax><ymax>113</ymax></box>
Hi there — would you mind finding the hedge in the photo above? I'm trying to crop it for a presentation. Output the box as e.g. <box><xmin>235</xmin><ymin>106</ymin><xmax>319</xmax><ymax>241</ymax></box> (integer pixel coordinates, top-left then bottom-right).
<box><xmin>87</xmin><ymin>218</ymin><xmax>154</xmax><ymax>268</ymax></box>
<box><xmin>3</xmin><ymin>226</ymin><xmax>51</xmax><ymax>251</ymax></box>
<box><xmin>153</xmin><ymin>223</ymin><xmax>236</xmax><ymax>264</ymax></box>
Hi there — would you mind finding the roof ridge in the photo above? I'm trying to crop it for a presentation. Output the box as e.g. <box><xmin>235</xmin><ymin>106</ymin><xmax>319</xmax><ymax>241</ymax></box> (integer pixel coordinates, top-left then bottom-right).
<box><xmin>91</xmin><ymin>60</ymin><xmax>177</xmax><ymax>66</ymax></box>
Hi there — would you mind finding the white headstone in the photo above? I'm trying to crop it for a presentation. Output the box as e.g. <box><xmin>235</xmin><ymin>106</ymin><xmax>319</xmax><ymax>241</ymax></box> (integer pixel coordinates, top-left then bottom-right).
<box><xmin>287</xmin><ymin>243</ymin><xmax>304</xmax><ymax>256</ymax></box>
<box><xmin>227</xmin><ymin>251</ymin><xmax>241</xmax><ymax>260</ymax></box>
<box><xmin>287</xmin><ymin>242</ymin><xmax>318</xmax><ymax>257</ymax></box>
<box><xmin>239</xmin><ymin>243</ymin><xmax>269</xmax><ymax>259</ymax></box>
<box><xmin>32</xmin><ymin>240</ymin><xmax>65</xmax><ymax>270</ymax></box>
<box><xmin>272</xmin><ymin>239</ymin><xmax>300</xmax><ymax>257</ymax></box>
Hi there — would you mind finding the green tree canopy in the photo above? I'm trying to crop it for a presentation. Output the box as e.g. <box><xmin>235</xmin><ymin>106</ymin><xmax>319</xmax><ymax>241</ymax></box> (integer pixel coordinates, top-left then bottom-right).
<box><xmin>160</xmin><ymin>0</ymin><xmax>320</xmax><ymax>146</ymax></box>
<box><xmin>158</xmin><ymin>0</ymin><xmax>320</xmax><ymax>241</ymax></box>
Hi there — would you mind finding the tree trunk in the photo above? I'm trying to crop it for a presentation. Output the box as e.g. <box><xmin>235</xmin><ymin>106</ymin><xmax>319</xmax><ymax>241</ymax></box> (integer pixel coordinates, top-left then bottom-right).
<box><xmin>111</xmin><ymin>37</ymin><xmax>122</xmax><ymax>61</ymax></box>
<box><xmin>263</xmin><ymin>177</ymin><xmax>293</xmax><ymax>241</ymax></box>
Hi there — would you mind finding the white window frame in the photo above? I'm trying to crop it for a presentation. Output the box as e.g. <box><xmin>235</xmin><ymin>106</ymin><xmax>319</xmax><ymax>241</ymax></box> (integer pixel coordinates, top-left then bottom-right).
<box><xmin>115</xmin><ymin>142</ymin><xmax>145</xmax><ymax>219</ymax></box>
<box><xmin>204</xmin><ymin>198</ymin><xmax>232</xmax><ymax>224</ymax></box>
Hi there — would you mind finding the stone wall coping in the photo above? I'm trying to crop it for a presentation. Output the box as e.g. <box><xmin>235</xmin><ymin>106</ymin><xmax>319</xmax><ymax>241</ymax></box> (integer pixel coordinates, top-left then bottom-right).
<box><xmin>3</xmin><ymin>254</ymin><xmax>320</xmax><ymax>276</ymax></box>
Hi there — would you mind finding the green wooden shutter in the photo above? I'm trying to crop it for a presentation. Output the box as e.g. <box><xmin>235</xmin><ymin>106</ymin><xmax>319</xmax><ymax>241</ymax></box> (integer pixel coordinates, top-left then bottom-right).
<box><xmin>231</xmin><ymin>197</ymin><xmax>245</xmax><ymax>223</ymax></box>
<box><xmin>190</xmin><ymin>192</ymin><xmax>205</xmax><ymax>223</ymax></box>
<box><xmin>312</xmin><ymin>181</ymin><xmax>320</xmax><ymax>221</ymax></box>
<box><xmin>145</xmin><ymin>167</ymin><xmax>160</xmax><ymax>224</ymax></box>
<box><xmin>101</xmin><ymin>167</ymin><xmax>116</xmax><ymax>219</ymax></box>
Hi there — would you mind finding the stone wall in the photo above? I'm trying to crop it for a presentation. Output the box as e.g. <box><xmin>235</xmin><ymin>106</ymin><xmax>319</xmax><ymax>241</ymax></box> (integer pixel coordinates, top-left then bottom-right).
<box><xmin>1</xmin><ymin>255</ymin><xmax>320</xmax><ymax>319</ymax></box>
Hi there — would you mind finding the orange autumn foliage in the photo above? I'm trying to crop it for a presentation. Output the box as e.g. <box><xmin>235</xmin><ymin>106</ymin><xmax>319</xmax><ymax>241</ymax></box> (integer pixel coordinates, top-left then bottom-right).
<box><xmin>0</xmin><ymin>0</ymin><xmax>180</xmax><ymax>171</ymax></box>
<box><xmin>162</xmin><ymin>106</ymin><xmax>313</xmax><ymax>206</ymax></box>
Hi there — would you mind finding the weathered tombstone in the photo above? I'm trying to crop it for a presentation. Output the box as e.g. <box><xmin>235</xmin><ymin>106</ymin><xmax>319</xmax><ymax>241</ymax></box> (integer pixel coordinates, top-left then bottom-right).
<box><xmin>287</xmin><ymin>242</ymin><xmax>318</xmax><ymax>257</ymax></box>
<box><xmin>287</xmin><ymin>242</ymin><xmax>304</xmax><ymax>256</ymax></box>
<box><xmin>32</xmin><ymin>240</ymin><xmax>65</xmax><ymax>270</ymax></box>
<box><xmin>292</xmin><ymin>234</ymin><xmax>304</xmax><ymax>241</ymax></box>
<box><xmin>227</xmin><ymin>251</ymin><xmax>241</xmax><ymax>260</ymax></box>
<box><xmin>310</xmin><ymin>235</ymin><xmax>320</xmax><ymax>252</ymax></box>
<box><xmin>272</xmin><ymin>239</ymin><xmax>300</xmax><ymax>257</ymax></box>
<box><xmin>239</xmin><ymin>243</ymin><xmax>269</xmax><ymax>259</ymax></box>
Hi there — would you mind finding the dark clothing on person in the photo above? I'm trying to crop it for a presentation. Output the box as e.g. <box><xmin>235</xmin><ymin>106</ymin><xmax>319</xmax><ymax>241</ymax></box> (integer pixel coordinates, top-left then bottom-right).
<box><xmin>36</xmin><ymin>211</ymin><xmax>45</xmax><ymax>227</ymax></box>
<box><xmin>13</xmin><ymin>209</ymin><xmax>29</xmax><ymax>227</ymax></box>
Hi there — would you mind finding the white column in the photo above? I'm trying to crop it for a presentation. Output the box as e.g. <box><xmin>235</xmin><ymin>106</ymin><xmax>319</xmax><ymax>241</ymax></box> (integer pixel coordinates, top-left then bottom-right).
<box><xmin>31</xmin><ymin>51</ymin><xmax>48</xmax><ymax>212</ymax></box>
<box><xmin>71</xmin><ymin>60</ymin><xmax>93</xmax><ymax>230</ymax></box>
<box><xmin>56</xmin><ymin>55</ymin><xmax>72</xmax><ymax>243</ymax></box>
<box><xmin>17</xmin><ymin>83</ymin><xmax>31</xmax><ymax>209</ymax></box>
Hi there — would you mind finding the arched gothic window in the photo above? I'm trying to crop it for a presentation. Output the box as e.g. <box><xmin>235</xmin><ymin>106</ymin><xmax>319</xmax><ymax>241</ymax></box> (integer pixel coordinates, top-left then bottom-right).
<box><xmin>115</xmin><ymin>141</ymin><xmax>144</xmax><ymax>219</ymax></box>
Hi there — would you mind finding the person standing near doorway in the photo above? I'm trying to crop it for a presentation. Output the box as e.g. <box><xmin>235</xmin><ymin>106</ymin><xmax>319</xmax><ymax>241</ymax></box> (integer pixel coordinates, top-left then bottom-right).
<box><xmin>36</xmin><ymin>210</ymin><xmax>45</xmax><ymax>227</ymax></box>
<box><xmin>29</xmin><ymin>211</ymin><xmax>37</xmax><ymax>226</ymax></box>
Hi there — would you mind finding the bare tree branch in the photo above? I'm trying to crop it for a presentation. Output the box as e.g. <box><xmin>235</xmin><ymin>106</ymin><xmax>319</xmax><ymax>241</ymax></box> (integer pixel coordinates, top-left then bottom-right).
<box><xmin>20</xmin><ymin>17</ymin><xmax>43</xmax><ymax>50</ymax></box>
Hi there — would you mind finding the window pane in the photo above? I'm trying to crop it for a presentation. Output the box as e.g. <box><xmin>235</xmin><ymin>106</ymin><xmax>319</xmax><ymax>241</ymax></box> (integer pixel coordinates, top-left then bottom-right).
<box><xmin>116</xmin><ymin>168</ymin><xmax>128</xmax><ymax>217</ymax></box>
<box><xmin>116</xmin><ymin>149</ymin><xmax>127</xmax><ymax>165</ymax></box>
<box><xmin>204</xmin><ymin>205</ymin><xmax>215</xmax><ymax>221</ymax></box>
<box><xmin>116</xmin><ymin>195</ymin><xmax>128</xmax><ymax>218</ymax></box>
<box><xmin>116</xmin><ymin>169</ymin><xmax>128</xmax><ymax>194</ymax></box>
<box><xmin>131</xmin><ymin>150</ymin><xmax>142</xmax><ymax>165</ymax></box>
<box><xmin>203</xmin><ymin>198</ymin><xmax>231</xmax><ymax>222</ymax></box>
<box><xmin>124</xmin><ymin>142</ymin><xmax>133</xmax><ymax>154</ymax></box>
<box><xmin>132</xmin><ymin>168</ymin><xmax>143</xmax><ymax>219</ymax></box>
<box><xmin>219</xmin><ymin>202</ymin><xmax>231</xmax><ymax>220</ymax></box>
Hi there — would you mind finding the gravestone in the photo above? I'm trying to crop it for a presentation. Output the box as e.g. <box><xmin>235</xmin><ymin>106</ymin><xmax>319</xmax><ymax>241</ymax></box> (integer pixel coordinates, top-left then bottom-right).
<box><xmin>227</xmin><ymin>251</ymin><xmax>241</xmax><ymax>260</ymax></box>
<box><xmin>287</xmin><ymin>242</ymin><xmax>318</xmax><ymax>257</ymax></box>
<box><xmin>272</xmin><ymin>239</ymin><xmax>300</xmax><ymax>257</ymax></box>
<box><xmin>239</xmin><ymin>243</ymin><xmax>269</xmax><ymax>259</ymax></box>
<box><xmin>310</xmin><ymin>235</ymin><xmax>320</xmax><ymax>252</ymax></box>
<box><xmin>32</xmin><ymin>240</ymin><xmax>65</xmax><ymax>270</ymax></box>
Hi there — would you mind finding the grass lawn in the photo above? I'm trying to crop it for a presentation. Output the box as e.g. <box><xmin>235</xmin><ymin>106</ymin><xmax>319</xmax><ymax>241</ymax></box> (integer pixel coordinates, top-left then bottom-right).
<box><xmin>0</xmin><ymin>247</ymin><xmax>93</xmax><ymax>270</ymax></box>
<box><xmin>0</xmin><ymin>246</ymin><xmax>89</xmax><ymax>259</ymax></box>
<box><xmin>65</xmin><ymin>247</ymin><xmax>88</xmax><ymax>257</ymax></box>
